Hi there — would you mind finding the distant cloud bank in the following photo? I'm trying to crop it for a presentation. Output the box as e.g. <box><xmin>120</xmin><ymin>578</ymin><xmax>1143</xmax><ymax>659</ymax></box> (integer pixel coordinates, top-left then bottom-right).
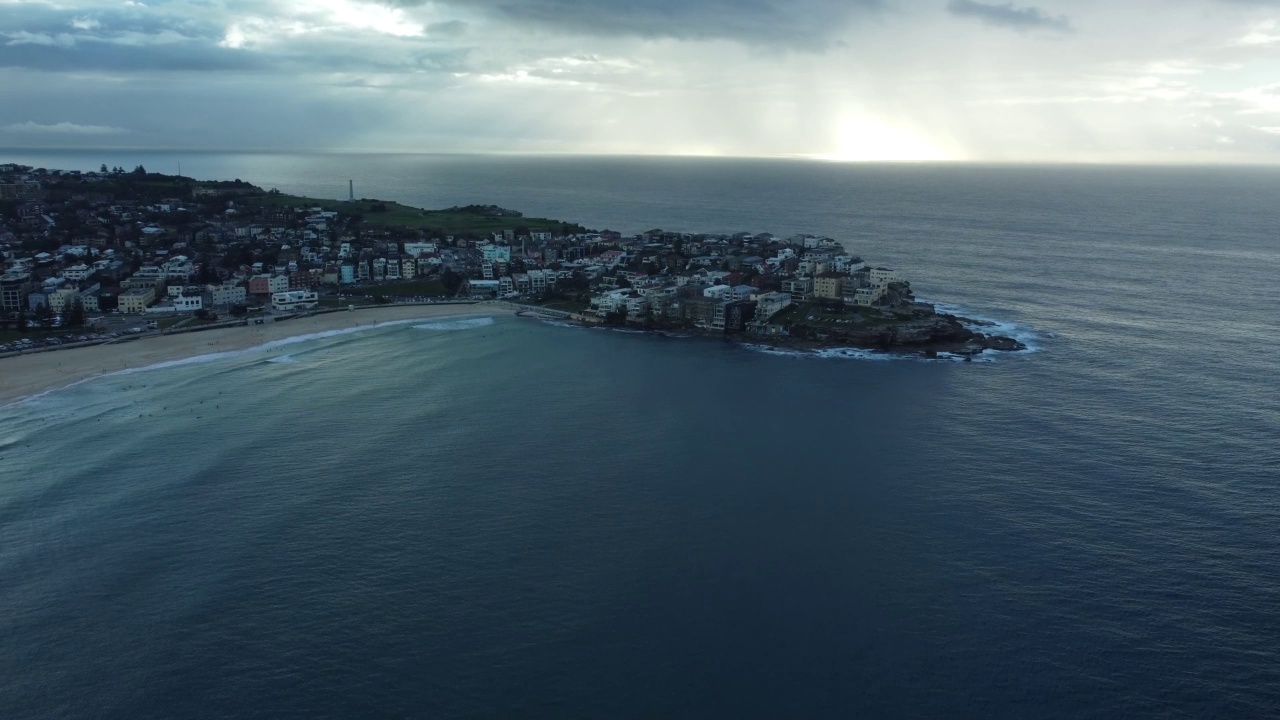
<box><xmin>3</xmin><ymin>121</ymin><xmax>128</xmax><ymax>135</ymax></box>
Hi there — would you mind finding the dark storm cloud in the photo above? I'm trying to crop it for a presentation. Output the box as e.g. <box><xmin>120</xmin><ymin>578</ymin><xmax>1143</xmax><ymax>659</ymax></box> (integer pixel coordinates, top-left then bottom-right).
<box><xmin>427</xmin><ymin>20</ymin><xmax>470</xmax><ymax>37</ymax></box>
<box><xmin>947</xmin><ymin>0</ymin><xmax>1073</xmax><ymax>33</ymax></box>
<box><xmin>0</xmin><ymin>5</ymin><xmax>242</xmax><ymax>72</ymax></box>
<box><xmin>387</xmin><ymin>0</ymin><xmax>882</xmax><ymax>45</ymax></box>
<box><xmin>0</xmin><ymin>3</ymin><xmax>459</xmax><ymax>76</ymax></box>
<box><xmin>0</xmin><ymin>5</ymin><xmax>222</xmax><ymax>42</ymax></box>
<box><xmin>0</xmin><ymin>41</ymin><xmax>264</xmax><ymax>73</ymax></box>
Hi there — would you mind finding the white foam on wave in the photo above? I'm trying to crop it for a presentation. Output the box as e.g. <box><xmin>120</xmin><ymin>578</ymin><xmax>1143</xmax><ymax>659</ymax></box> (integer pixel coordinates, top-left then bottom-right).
<box><xmin>813</xmin><ymin>347</ymin><xmax>895</xmax><ymax>361</ymax></box>
<box><xmin>266</xmin><ymin>354</ymin><xmax>298</xmax><ymax>364</ymax></box>
<box><xmin>927</xmin><ymin>301</ymin><xmax>1043</xmax><ymax>354</ymax></box>
<box><xmin>743</xmin><ymin>344</ymin><xmax>997</xmax><ymax>364</ymax></box>
<box><xmin>536</xmin><ymin>318</ymin><xmax>582</xmax><ymax>330</ymax></box>
<box><xmin>413</xmin><ymin>317</ymin><xmax>495</xmax><ymax>331</ymax></box>
<box><xmin>741</xmin><ymin>344</ymin><xmax>809</xmax><ymax>358</ymax></box>
<box><xmin>3</xmin><ymin>314</ymin><xmax>489</xmax><ymax>408</ymax></box>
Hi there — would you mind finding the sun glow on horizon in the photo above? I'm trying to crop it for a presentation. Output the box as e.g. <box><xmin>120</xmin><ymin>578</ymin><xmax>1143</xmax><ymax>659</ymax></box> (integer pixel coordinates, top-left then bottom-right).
<box><xmin>823</xmin><ymin>115</ymin><xmax>958</xmax><ymax>162</ymax></box>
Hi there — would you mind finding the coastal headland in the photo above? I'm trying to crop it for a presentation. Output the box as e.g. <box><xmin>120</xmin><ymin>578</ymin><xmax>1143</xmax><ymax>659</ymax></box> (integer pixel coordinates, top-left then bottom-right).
<box><xmin>1</xmin><ymin>162</ymin><xmax>1028</xmax><ymax>406</ymax></box>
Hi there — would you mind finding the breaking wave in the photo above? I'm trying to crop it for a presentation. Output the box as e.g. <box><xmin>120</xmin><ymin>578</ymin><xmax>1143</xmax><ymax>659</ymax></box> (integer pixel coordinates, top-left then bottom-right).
<box><xmin>413</xmin><ymin>317</ymin><xmax>496</xmax><ymax>331</ymax></box>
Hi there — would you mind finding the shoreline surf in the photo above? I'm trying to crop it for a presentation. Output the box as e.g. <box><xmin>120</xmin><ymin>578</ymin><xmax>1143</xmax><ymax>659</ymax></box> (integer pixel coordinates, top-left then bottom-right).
<box><xmin>0</xmin><ymin>304</ymin><xmax>500</xmax><ymax>408</ymax></box>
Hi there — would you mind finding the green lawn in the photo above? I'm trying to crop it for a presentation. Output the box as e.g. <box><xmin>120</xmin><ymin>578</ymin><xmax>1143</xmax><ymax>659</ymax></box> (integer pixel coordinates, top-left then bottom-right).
<box><xmin>319</xmin><ymin>297</ymin><xmax>376</xmax><ymax>308</ymax></box>
<box><xmin>369</xmin><ymin>280</ymin><xmax>447</xmax><ymax>297</ymax></box>
<box><xmin>247</xmin><ymin>193</ymin><xmax>584</xmax><ymax>234</ymax></box>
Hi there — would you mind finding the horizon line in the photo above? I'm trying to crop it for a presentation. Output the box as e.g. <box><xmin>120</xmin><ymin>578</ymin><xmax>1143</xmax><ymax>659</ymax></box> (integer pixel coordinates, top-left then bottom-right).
<box><xmin>4</xmin><ymin>147</ymin><xmax>1280</xmax><ymax>169</ymax></box>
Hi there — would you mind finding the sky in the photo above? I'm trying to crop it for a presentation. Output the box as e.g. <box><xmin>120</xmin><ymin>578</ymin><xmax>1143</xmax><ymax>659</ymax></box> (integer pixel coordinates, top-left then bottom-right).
<box><xmin>2</xmin><ymin>0</ymin><xmax>1280</xmax><ymax>162</ymax></box>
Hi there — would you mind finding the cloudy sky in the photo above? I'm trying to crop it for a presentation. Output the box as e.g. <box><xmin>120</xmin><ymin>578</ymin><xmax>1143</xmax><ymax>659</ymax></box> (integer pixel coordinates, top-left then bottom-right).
<box><xmin>2</xmin><ymin>0</ymin><xmax>1280</xmax><ymax>162</ymax></box>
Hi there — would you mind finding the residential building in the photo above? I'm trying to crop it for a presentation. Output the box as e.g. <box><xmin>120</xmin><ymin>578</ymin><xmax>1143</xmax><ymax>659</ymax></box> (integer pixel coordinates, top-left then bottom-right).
<box><xmin>124</xmin><ymin>266</ymin><xmax>167</xmax><ymax>290</ymax></box>
<box><xmin>482</xmin><ymin>245</ymin><xmax>511</xmax><ymax>263</ymax></box>
<box><xmin>852</xmin><ymin>285</ymin><xmax>887</xmax><ymax>307</ymax></box>
<box><xmin>208</xmin><ymin>283</ymin><xmax>247</xmax><ymax>306</ymax></box>
<box><xmin>527</xmin><ymin>269</ymin><xmax>549</xmax><ymax>294</ymax></box>
<box><xmin>1</xmin><ymin>271</ymin><xmax>36</xmax><ymax>313</ymax></box>
<box><xmin>870</xmin><ymin>268</ymin><xmax>902</xmax><ymax>285</ymax></box>
<box><xmin>723</xmin><ymin>300</ymin><xmax>757</xmax><ymax>332</ymax></box>
<box><xmin>62</xmin><ymin>264</ymin><xmax>94</xmax><ymax>281</ymax></box>
<box><xmin>682</xmin><ymin>297</ymin><xmax>719</xmax><ymax>327</ymax></box>
<box><xmin>248</xmin><ymin>274</ymin><xmax>289</xmax><ymax>296</ymax></box>
<box><xmin>782</xmin><ymin>278</ymin><xmax>813</xmax><ymax>301</ymax></box>
<box><xmin>403</xmin><ymin>242</ymin><xmax>438</xmax><ymax>257</ymax></box>
<box><xmin>79</xmin><ymin>287</ymin><xmax>101</xmax><ymax>312</ymax></box>
<box><xmin>703</xmin><ymin>284</ymin><xmax>733</xmax><ymax>300</ymax></box>
<box><xmin>813</xmin><ymin>272</ymin><xmax>844</xmax><ymax>301</ymax></box>
<box><xmin>754</xmin><ymin>291</ymin><xmax>792</xmax><ymax>320</ymax></box>
<box><xmin>118</xmin><ymin>287</ymin><xmax>156</xmax><ymax>313</ymax></box>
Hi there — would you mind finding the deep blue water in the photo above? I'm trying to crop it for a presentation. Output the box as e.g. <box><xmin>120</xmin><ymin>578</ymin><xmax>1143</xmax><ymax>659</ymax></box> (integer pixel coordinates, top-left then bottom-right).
<box><xmin>2</xmin><ymin>153</ymin><xmax>1280</xmax><ymax>718</ymax></box>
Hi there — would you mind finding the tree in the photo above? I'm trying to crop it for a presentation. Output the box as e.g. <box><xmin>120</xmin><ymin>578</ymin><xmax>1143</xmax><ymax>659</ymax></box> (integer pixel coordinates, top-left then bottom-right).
<box><xmin>133</xmin><ymin>165</ymin><xmax>147</xmax><ymax>176</ymax></box>
<box><xmin>440</xmin><ymin>268</ymin><xmax>463</xmax><ymax>296</ymax></box>
<box><xmin>63</xmin><ymin>298</ymin><xmax>86</xmax><ymax>328</ymax></box>
<box><xmin>17</xmin><ymin>308</ymin><xmax>28</xmax><ymax>334</ymax></box>
<box><xmin>34</xmin><ymin>300</ymin><xmax>55</xmax><ymax>328</ymax></box>
<box><xmin>100</xmin><ymin>164</ymin><xmax>108</xmax><ymax>174</ymax></box>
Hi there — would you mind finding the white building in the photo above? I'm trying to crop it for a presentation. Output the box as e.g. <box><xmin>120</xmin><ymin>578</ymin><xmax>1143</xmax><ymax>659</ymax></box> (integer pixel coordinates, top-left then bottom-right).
<box><xmin>754</xmin><ymin>291</ymin><xmax>792</xmax><ymax>320</ymax></box>
<box><xmin>271</xmin><ymin>290</ymin><xmax>319</xmax><ymax>312</ymax></box>
<box><xmin>482</xmin><ymin>245</ymin><xmax>512</xmax><ymax>263</ymax></box>
<box><xmin>208</xmin><ymin>283</ymin><xmax>247</xmax><ymax>306</ymax></box>
<box><xmin>527</xmin><ymin>269</ymin><xmax>549</xmax><ymax>294</ymax></box>
<box><xmin>703</xmin><ymin>284</ymin><xmax>733</xmax><ymax>300</ymax></box>
<box><xmin>403</xmin><ymin>242</ymin><xmax>438</xmax><ymax>257</ymax></box>
<box><xmin>870</xmin><ymin>268</ymin><xmax>903</xmax><ymax>285</ymax></box>
<box><xmin>852</xmin><ymin>285</ymin><xmax>887</xmax><ymax>307</ymax></box>
<box><xmin>145</xmin><ymin>295</ymin><xmax>203</xmax><ymax>314</ymax></box>
<box><xmin>62</xmin><ymin>264</ymin><xmax>93</xmax><ymax>281</ymax></box>
<box><xmin>466</xmin><ymin>279</ymin><xmax>501</xmax><ymax>298</ymax></box>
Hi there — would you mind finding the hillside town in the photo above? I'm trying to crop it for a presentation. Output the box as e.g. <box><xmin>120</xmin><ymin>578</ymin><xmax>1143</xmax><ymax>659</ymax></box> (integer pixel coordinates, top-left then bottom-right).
<box><xmin>0</xmin><ymin>164</ymin><xmax>1021</xmax><ymax>356</ymax></box>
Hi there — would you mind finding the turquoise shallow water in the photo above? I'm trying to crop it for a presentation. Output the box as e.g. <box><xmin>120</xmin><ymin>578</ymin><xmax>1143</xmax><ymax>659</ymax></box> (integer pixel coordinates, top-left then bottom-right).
<box><xmin>2</xmin><ymin>155</ymin><xmax>1279</xmax><ymax>718</ymax></box>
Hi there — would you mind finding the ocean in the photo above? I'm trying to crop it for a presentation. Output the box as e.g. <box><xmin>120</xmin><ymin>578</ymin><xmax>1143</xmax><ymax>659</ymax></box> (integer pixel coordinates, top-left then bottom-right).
<box><xmin>2</xmin><ymin>153</ymin><xmax>1279</xmax><ymax>718</ymax></box>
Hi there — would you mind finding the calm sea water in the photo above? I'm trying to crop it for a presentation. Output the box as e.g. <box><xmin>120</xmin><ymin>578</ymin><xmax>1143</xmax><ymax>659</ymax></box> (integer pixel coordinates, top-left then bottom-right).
<box><xmin>2</xmin><ymin>153</ymin><xmax>1280</xmax><ymax>718</ymax></box>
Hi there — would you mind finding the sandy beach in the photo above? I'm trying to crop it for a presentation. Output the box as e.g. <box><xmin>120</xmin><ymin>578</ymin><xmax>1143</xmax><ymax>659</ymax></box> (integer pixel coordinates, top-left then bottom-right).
<box><xmin>0</xmin><ymin>303</ymin><xmax>502</xmax><ymax>407</ymax></box>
